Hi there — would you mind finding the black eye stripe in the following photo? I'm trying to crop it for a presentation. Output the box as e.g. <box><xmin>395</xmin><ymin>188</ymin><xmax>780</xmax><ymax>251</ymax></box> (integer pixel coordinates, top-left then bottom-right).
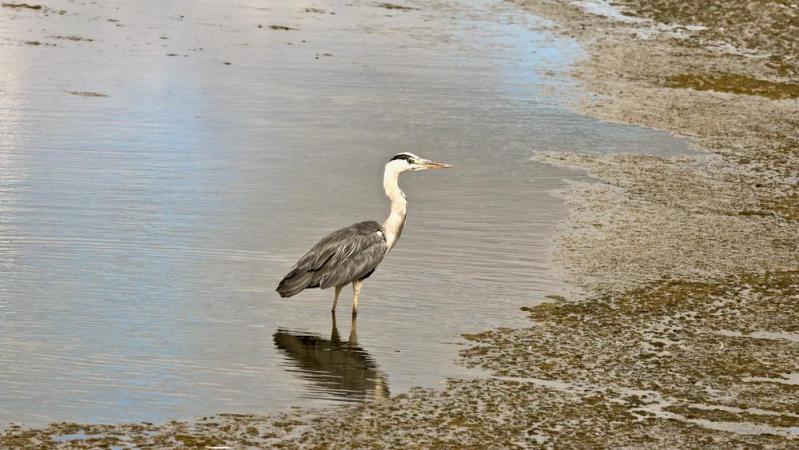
<box><xmin>389</xmin><ymin>154</ymin><xmax>415</xmax><ymax>163</ymax></box>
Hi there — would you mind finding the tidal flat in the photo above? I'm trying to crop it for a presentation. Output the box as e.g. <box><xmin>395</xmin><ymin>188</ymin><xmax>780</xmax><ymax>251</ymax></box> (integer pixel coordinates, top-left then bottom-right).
<box><xmin>2</xmin><ymin>0</ymin><xmax>798</xmax><ymax>448</ymax></box>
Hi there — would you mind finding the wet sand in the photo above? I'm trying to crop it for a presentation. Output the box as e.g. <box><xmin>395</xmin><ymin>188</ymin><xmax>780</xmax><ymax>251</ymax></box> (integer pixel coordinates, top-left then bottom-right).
<box><xmin>2</xmin><ymin>0</ymin><xmax>798</xmax><ymax>448</ymax></box>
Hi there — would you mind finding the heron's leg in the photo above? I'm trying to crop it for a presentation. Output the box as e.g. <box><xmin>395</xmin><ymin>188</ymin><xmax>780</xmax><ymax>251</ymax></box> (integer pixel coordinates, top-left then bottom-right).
<box><xmin>351</xmin><ymin>279</ymin><xmax>364</xmax><ymax>316</ymax></box>
<box><xmin>331</xmin><ymin>285</ymin><xmax>343</xmax><ymax>313</ymax></box>
<box><xmin>330</xmin><ymin>313</ymin><xmax>340</xmax><ymax>343</ymax></box>
<box><xmin>349</xmin><ymin>314</ymin><xmax>358</xmax><ymax>347</ymax></box>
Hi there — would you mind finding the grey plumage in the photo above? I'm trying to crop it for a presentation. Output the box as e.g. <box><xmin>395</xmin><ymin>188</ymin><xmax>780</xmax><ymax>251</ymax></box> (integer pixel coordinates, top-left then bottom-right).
<box><xmin>277</xmin><ymin>221</ymin><xmax>388</xmax><ymax>298</ymax></box>
<box><xmin>276</xmin><ymin>152</ymin><xmax>450</xmax><ymax>314</ymax></box>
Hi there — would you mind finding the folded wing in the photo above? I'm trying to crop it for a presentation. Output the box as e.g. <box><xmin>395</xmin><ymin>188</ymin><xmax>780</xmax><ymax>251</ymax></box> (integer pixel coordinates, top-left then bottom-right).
<box><xmin>276</xmin><ymin>221</ymin><xmax>388</xmax><ymax>298</ymax></box>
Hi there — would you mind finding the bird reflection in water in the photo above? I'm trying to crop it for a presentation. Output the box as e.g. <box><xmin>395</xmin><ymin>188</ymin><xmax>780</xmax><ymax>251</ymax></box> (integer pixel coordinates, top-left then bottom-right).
<box><xmin>273</xmin><ymin>316</ymin><xmax>390</xmax><ymax>402</ymax></box>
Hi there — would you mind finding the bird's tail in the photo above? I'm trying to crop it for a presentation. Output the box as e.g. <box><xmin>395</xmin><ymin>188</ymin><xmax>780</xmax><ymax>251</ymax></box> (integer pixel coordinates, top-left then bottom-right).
<box><xmin>276</xmin><ymin>269</ymin><xmax>314</xmax><ymax>298</ymax></box>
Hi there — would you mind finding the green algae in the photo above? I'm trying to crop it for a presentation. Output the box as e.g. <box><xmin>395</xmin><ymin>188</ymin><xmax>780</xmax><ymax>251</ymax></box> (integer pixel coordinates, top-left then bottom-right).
<box><xmin>463</xmin><ymin>271</ymin><xmax>799</xmax><ymax>417</ymax></box>
<box><xmin>173</xmin><ymin>434</ymin><xmax>225</xmax><ymax>448</ymax></box>
<box><xmin>664</xmin><ymin>405</ymin><xmax>799</xmax><ymax>429</ymax></box>
<box><xmin>2</xmin><ymin>2</ymin><xmax>42</xmax><ymax>10</ymax></box>
<box><xmin>737</xmin><ymin>210</ymin><xmax>773</xmax><ymax>217</ymax></box>
<box><xmin>3</xmin><ymin>377</ymin><xmax>794</xmax><ymax>448</ymax></box>
<box><xmin>499</xmin><ymin>0</ymin><xmax>799</xmax><ymax>443</ymax></box>
<box><xmin>614</xmin><ymin>0</ymin><xmax>799</xmax><ymax>78</ymax></box>
<box><xmin>67</xmin><ymin>91</ymin><xmax>108</xmax><ymax>97</ymax></box>
<box><xmin>376</xmin><ymin>3</ymin><xmax>418</xmax><ymax>11</ymax></box>
<box><xmin>663</xmin><ymin>73</ymin><xmax>799</xmax><ymax>100</ymax></box>
<box><xmin>766</xmin><ymin>56</ymin><xmax>798</xmax><ymax>78</ymax></box>
<box><xmin>763</xmin><ymin>192</ymin><xmax>799</xmax><ymax>223</ymax></box>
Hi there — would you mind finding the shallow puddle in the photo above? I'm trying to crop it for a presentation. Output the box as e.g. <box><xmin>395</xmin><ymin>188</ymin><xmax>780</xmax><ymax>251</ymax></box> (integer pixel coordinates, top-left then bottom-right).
<box><xmin>0</xmin><ymin>0</ymin><xmax>688</xmax><ymax>425</ymax></box>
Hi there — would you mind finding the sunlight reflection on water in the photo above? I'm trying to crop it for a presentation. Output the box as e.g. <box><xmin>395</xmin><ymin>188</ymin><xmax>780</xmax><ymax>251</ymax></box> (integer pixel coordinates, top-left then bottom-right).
<box><xmin>0</xmin><ymin>0</ymin><xmax>689</xmax><ymax>425</ymax></box>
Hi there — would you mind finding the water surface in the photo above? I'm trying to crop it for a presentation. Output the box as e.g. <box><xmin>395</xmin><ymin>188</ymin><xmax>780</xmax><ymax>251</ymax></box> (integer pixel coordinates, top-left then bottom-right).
<box><xmin>0</xmin><ymin>0</ymin><xmax>688</xmax><ymax>425</ymax></box>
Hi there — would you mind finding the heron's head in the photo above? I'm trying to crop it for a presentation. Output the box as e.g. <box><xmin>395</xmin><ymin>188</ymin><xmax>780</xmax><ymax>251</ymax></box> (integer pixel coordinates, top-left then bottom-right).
<box><xmin>386</xmin><ymin>152</ymin><xmax>452</xmax><ymax>173</ymax></box>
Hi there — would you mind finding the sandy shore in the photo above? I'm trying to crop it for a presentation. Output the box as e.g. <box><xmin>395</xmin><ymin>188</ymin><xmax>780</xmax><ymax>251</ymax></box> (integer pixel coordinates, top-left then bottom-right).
<box><xmin>3</xmin><ymin>0</ymin><xmax>798</xmax><ymax>447</ymax></box>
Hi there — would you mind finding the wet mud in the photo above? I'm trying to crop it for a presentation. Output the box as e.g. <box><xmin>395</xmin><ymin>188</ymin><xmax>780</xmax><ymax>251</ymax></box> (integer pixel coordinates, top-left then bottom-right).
<box><xmin>66</xmin><ymin>91</ymin><xmax>108</xmax><ymax>97</ymax></box>
<box><xmin>375</xmin><ymin>3</ymin><xmax>419</xmax><ymax>12</ymax></box>
<box><xmin>662</xmin><ymin>73</ymin><xmax>799</xmax><ymax>100</ymax></box>
<box><xmin>48</xmin><ymin>35</ymin><xmax>93</xmax><ymax>42</ymax></box>
<box><xmin>2</xmin><ymin>2</ymin><xmax>64</xmax><ymax>15</ymax></box>
<box><xmin>2</xmin><ymin>3</ymin><xmax>42</xmax><ymax>10</ymax></box>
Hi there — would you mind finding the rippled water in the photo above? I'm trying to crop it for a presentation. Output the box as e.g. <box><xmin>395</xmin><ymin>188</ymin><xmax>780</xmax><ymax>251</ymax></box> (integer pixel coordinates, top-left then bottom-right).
<box><xmin>0</xmin><ymin>0</ymin><xmax>688</xmax><ymax>425</ymax></box>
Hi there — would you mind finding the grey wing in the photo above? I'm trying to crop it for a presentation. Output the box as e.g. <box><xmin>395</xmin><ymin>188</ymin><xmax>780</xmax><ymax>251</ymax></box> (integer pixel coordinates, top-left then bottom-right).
<box><xmin>277</xmin><ymin>221</ymin><xmax>388</xmax><ymax>297</ymax></box>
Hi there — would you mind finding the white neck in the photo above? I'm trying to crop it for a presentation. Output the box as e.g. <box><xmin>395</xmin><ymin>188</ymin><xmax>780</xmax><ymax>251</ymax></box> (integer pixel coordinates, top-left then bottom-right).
<box><xmin>382</xmin><ymin>163</ymin><xmax>407</xmax><ymax>251</ymax></box>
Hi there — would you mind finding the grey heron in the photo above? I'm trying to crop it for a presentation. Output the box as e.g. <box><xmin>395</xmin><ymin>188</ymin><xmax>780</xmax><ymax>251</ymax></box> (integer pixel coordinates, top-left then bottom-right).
<box><xmin>276</xmin><ymin>152</ymin><xmax>451</xmax><ymax>315</ymax></box>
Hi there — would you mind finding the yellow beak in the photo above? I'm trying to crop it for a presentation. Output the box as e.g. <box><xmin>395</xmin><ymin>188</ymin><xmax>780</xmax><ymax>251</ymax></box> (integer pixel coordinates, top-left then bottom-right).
<box><xmin>421</xmin><ymin>160</ymin><xmax>453</xmax><ymax>169</ymax></box>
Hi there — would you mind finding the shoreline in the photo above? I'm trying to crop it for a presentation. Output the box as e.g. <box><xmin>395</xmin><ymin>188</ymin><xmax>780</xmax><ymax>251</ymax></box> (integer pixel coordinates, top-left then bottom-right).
<box><xmin>3</xmin><ymin>0</ymin><xmax>798</xmax><ymax>447</ymax></box>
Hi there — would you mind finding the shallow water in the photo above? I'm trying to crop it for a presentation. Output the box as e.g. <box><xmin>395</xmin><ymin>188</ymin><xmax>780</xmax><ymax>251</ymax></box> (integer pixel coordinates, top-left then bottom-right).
<box><xmin>0</xmin><ymin>0</ymin><xmax>688</xmax><ymax>425</ymax></box>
